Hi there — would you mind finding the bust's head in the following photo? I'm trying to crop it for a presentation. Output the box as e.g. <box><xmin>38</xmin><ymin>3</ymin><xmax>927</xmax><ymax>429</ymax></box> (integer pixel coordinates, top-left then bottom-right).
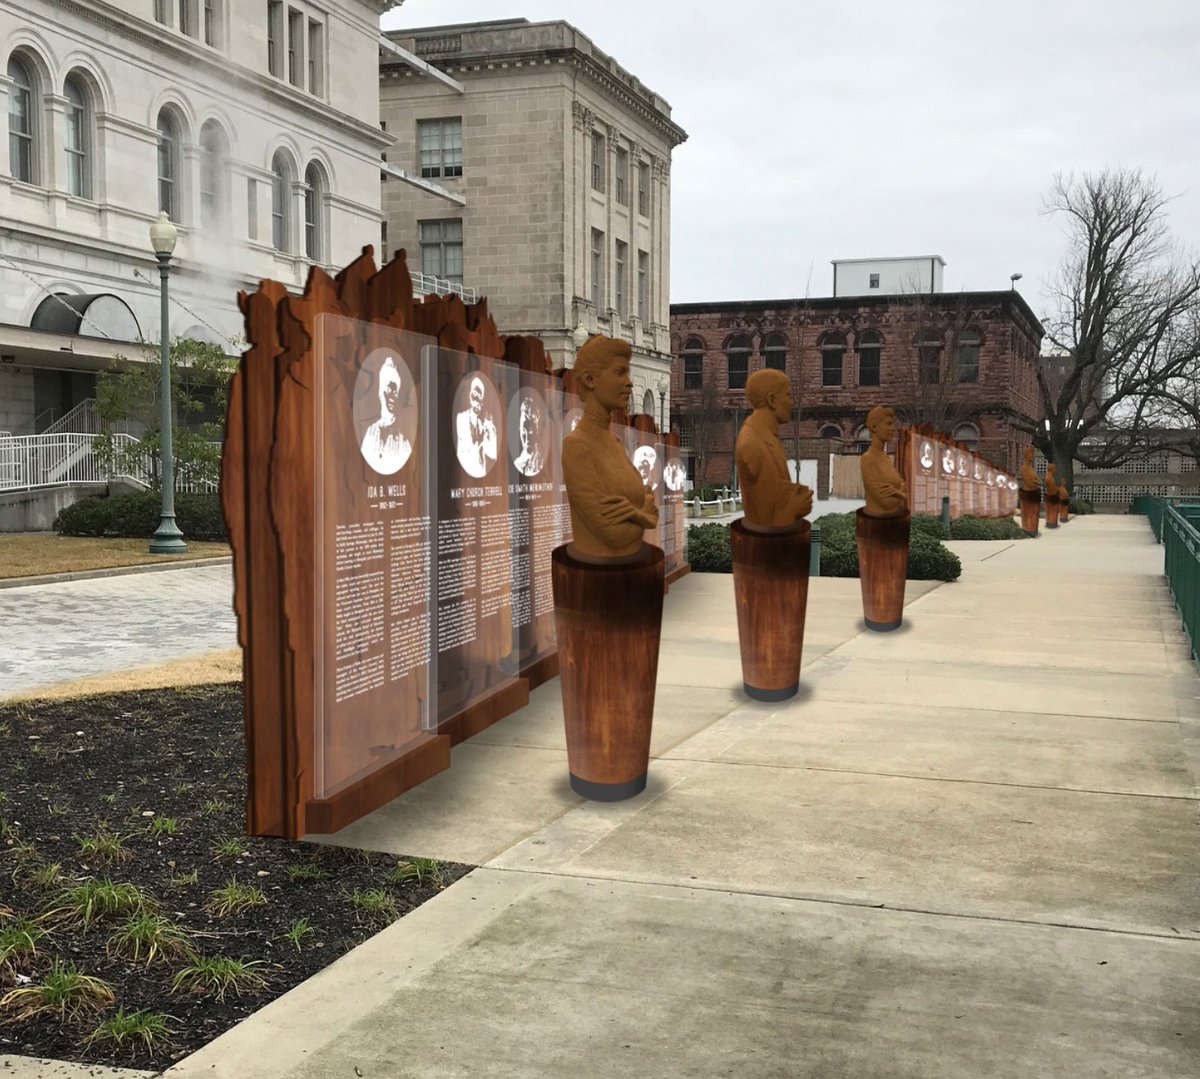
<box><xmin>746</xmin><ymin>368</ymin><xmax>791</xmax><ymax>424</ymax></box>
<box><xmin>866</xmin><ymin>405</ymin><xmax>896</xmax><ymax>443</ymax></box>
<box><xmin>573</xmin><ymin>335</ymin><xmax>633</xmax><ymax>413</ymax></box>
<box><xmin>1023</xmin><ymin>446</ymin><xmax>1035</xmax><ymax>464</ymax></box>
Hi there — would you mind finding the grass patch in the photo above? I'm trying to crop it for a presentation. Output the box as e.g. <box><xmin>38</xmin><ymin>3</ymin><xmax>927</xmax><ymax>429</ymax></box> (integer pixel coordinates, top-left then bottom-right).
<box><xmin>211</xmin><ymin>837</ymin><xmax>247</xmax><ymax>859</ymax></box>
<box><xmin>171</xmin><ymin>956</ymin><xmax>268</xmax><ymax>1002</ymax></box>
<box><xmin>389</xmin><ymin>857</ymin><xmax>445</xmax><ymax>889</ymax></box>
<box><xmin>346</xmin><ymin>888</ymin><xmax>398</xmax><ymax>924</ymax></box>
<box><xmin>201</xmin><ymin>799</ymin><xmax>231</xmax><ymax>817</ymax></box>
<box><xmin>0</xmin><ymin>960</ymin><xmax>115</xmax><ymax>1021</ymax></box>
<box><xmin>0</xmin><ymin>534</ymin><xmax>231</xmax><ymax>580</ymax></box>
<box><xmin>105</xmin><ymin>913</ymin><xmax>193</xmax><ymax>966</ymax></box>
<box><xmin>78</xmin><ymin>826</ymin><xmax>133</xmax><ymax>864</ymax></box>
<box><xmin>285</xmin><ymin>864</ymin><xmax>329</xmax><ymax>884</ymax></box>
<box><xmin>47</xmin><ymin>879</ymin><xmax>156</xmax><ymax>929</ymax></box>
<box><xmin>205</xmin><ymin>881</ymin><xmax>267</xmax><ymax>917</ymax></box>
<box><xmin>84</xmin><ymin>1007</ymin><xmax>175</xmax><ymax>1054</ymax></box>
<box><xmin>280</xmin><ymin>918</ymin><xmax>315</xmax><ymax>952</ymax></box>
<box><xmin>0</xmin><ymin>915</ymin><xmax>47</xmax><ymax>975</ymax></box>
<box><xmin>149</xmin><ymin>816</ymin><xmax>180</xmax><ymax>837</ymax></box>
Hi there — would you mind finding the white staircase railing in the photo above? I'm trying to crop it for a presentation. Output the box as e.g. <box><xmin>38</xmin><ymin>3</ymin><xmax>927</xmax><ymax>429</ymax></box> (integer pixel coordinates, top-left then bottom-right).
<box><xmin>41</xmin><ymin>398</ymin><xmax>104</xmax><ymax>436</ymax></box>
<box><xmin>0</xmin><ymin>431</ymin><xmax>219</xmax><ymax>494</ymax></box>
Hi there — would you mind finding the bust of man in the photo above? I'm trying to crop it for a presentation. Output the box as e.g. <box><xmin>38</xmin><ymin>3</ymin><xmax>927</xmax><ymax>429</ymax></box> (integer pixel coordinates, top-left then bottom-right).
<box><xmin>860</xmin><ymin>405</ymin><xmax>909</xmax><ymax>518</ymax></box>
<box><xmin>734</xmin><ymin>369</ymin><xmax>812</xmax><ymax>530</ymax></box>
<box><xmin>1044</xmin><ymin>463</ymin><xmax>1059</xmax><ymax>499</ymax></box>
<box><xmin>1019</xmin><ymin>446</ymin><xmax>1040</xmax><ymax>492</ymax></box>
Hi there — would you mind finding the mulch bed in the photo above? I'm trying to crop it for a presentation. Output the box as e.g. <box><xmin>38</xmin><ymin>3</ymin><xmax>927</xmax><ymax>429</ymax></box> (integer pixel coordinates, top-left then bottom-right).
<box><xmin>0</xmin><ymin>683</ymin><xmax>472</xmax><ymax>1070</ymax></box>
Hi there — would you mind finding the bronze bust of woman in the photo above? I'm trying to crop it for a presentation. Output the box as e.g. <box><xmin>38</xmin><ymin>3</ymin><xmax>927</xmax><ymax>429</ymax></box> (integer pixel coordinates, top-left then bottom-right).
<box><xmin>561</xmin><ymin>335</ymin><xmax>659</xmax><ymax>561</ymax></box>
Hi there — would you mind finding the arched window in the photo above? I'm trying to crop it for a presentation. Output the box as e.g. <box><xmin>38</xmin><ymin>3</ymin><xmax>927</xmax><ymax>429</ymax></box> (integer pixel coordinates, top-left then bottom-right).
<box><xmin>917</xmin><ymin>330</ymin><xmax>943</xmax><ymax>384</ymax></box>
<box><xmin>819</xmin><ymin>424</ymin><xmax>842</xmax><ymax>441</ymax></box>
<box><xmin>726</xmin><ymin>334</ymin><xmax>751</xmax><ymax>390</ymax></box>
<box><xmin>156</xmin><ymin>109</ymin><xmax>181</xmax><ymax>219</ymax></box>
<box><xmin>271</xmin><ymin>150</ymin><xmax>293</xmax><ymax>252</ymax></box>
<box><xmin>303</xmin><ymin>161</ymin><xmax>326</xmax><ymax>261</ymax></box>
<box><xmin>642</xmin><ymin>389</ymin><xmax>655</xmax><ymax>416</ymax></box>
<box><xmin>7</xmin><ymin>54</ymin><xmax>37</xmax><ymax>184</ymax></box>
<box><xmin>763</xmin><ymin>332</ymin><xmax>787</xmax><ymax>372</ymax></box>
<box><xmin>857</xmin><ymin>330</ymin><xmax>881</xmax><ymax>387</ymax></box>
<box><xmin>63</xmin><ymin>74</ymin><xmax>90</xmax><ymax>199</ymax></box>
<box><xmin>954</xmin><ymin>422</ymin><xmax>980</xmax><ymax>451</ymax></box>
<box><xmin>681</xmin><ymin>336</ymin><xmax>704</xmax><ymax>390</ymax></box>
<box><xmin>199</xmin><ymin>120</ymin><xmax>226</xmax><ymax>230</ymax></box>
<box><xmin>820</xmin><ymin>332</ymin><xmax>846</xmax><ymax>387</ymax></box>
<box><xmin>854</xmin><ymin>424</ymin><xmax>871</xmax><ymax>455</ymax></box>
<box><xmin>956</xmin><ymin>329</ymin><xmax>981</xmax><ymax>383</ymax></box>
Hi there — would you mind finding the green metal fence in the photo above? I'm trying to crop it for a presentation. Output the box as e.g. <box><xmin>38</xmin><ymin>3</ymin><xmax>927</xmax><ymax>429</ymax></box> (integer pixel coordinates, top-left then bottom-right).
<box><xmin>1136</xmin><ymin>497</ymin><xmax>1200</xmax><ymax>664</ymax></box>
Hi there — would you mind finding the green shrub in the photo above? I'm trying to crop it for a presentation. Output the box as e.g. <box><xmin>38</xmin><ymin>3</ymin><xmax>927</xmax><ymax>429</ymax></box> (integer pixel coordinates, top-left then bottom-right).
<box><xmin>910</xmin><ymin>513</ymin><xmax>948</xmax><ymax>541</ymax></box>
<box><xmin>54</xmin><ymin>492</ymin><xmax>227</xmax><ymax>542</ymax></box>
<box><xmin>948</xmin><ymin>514</ymin><xmax>1027</xmax><ymax>541</ymax></box>
<box><xmin>1069</xmin><ymin>496</ymin><xmax>1094</xmax><ymax>515</ymax></box>
<box><xmin>907</xmin><ymin>533</ymin><xmax>962</xmax><ymax>581</ymax></box>
<box><xmin>686</xmin><ymin>523</ymin><xmax>732</xmax><ymax>573</ymax></box>
<box><xmin>818</xmin><ymin>518</ymin><xmax>960</xmax><ymax>582</ymax></box>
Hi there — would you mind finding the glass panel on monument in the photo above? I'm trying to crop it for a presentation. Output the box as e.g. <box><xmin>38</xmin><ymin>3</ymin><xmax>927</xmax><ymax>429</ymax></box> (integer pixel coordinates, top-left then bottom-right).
<box><xmin>628</xmin><ymin>430</ymin><xmax>662</xmax><ymax>548</ymax></box>
<box><xmin>507</xmin><ymin>368</ymin><xmax>566</xmax><ymax>672</ymax></box>
<box><xmin>661</xmin><ymin>445</ymin><xmax>689</xmax><ymax>575</ymax></box>
<box><xmin>436</xmin><ymin>348</ymin><xmax>520</xmax><ymax>725</ymax></box>
<box><xmin>312</xmin><ymin>316</ymin><xmax>436</xmax><ymax>800</ymax></box>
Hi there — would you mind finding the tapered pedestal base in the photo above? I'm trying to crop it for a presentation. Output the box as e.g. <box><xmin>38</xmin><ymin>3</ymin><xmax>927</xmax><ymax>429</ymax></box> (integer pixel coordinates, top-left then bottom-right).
<box><xmin>731</xmin><ymin>520</ymin><xmax>811</xmax><ymax>702</ymax></box>
<box><xmin>1059</xmin><ymin>497</ymin><xmax>1070</xmax><ymax>523</ymax></box>
<box><xmin>856</xmin><ymin>509</ymin><xmax>910</xmax><ymax>632</ymax></box>
<box><xmin>552</xmin><ymin>543</ymin><xmax>664</xmax><ymax>802</ymax></box>
<box><xmin>1019</xmin><ymin>488</ymin><xmax>1041</xmax><ymax>537</ymax></box>
<box><xmin>1046</xmin><ymin>497</ymin><xmax>1060</xmax><ymax>528</ymax></box>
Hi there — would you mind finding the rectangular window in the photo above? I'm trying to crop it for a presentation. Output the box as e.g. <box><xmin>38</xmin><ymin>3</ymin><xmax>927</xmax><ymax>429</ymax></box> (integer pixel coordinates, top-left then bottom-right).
<box><xmin>178</xmin><ymin>0</ymin><xmax>193</xmax><ymax>37</ymax></box>
<box><xmin>65</xmin><ymin>97</ymin><xmax>88</xmax><ymax>198</ymax></box>
<box><xmin>203</xmin><ymin>0</ymin><xmax>216</xmax><ymax>45</ymax></box>
<box><xmin>380</xmin><ymin>120</ymin><xmax>388</xmax><ymax>179</ymax></box>
<box><xmin>267</xmin><ymin>1</ymin><xmax>283</xmax><ymax>76</ymax></box>
<box><xmin>637</xmin><ymin>250</ymin><xmax>648</xmax><ymax>322</ymax></box>
<box><xmin>155</xmin><ymin>0</ymin><xmax>171</xmax><ymax>24</ymax></box>
<box><xmin>728</xmin><ymin>353</ymin><xmax>749</xmax><ymax>390</ymax></box>
<box><xmin>684</xmin><ymin>356</ymin><xmax>703</xmax><ymax>390</ymax></box>
<box><xmin>614</xmin><ymin>241</ymin><xmax>627</xmax><ymax>316</ymax></box>
<box><xmin>271</xmin><ymin>172</ymin><xmax>285</xmax><ymax>250</ymax></box>
<box><xmin>919</xmin><ymin>345</ymin><xmax>941</xmax><ymax>384</ymax></box>
<box><xmin>858</xmin><ymin>347</ymin><xmax>881</xmax><ymax>386</ymax></box>
<box><xmin>307</xmin><ymin>20</ymin><xmax>324</xmax><ymax>95</ymax></box>
<box><xmin>381</xmin><ymin>220</ymin><xmax>388</xmax><ymax>264</ymax></box>
<box><xmin>590</xmin><ymin>228</ymin><xmax>604</xmax><ymax>308</ymax></box>
<box><xmin>418</xmin><ymin>118</ymin><xmax>463</xmax><ymax>179</ymax></box>
<box><xmin>419</xmin><ymin>219</ymin><xmax>463</xmax><ymax>285</ymax></box>
<box><xmin>287</xmin><ymin>8</ymin><xmax>303</xmax><ymax>86</ymax></box>
<box><xmin>9</xmin><ymin>79</ymin><xmax>33</xmax><ymax>184</ymax></box>
<box><xmin>591</xmin><ymin>131</ymin><xmax>604</xmax><ymax>192</ymax></box>
<box><xmin>615</xmin><ymin>147</ymin><xmax>628</xmax><ymax>205</ymax></box>
<box><xmin>247</xmin><ymin>179</ymin><xmax>257</xmax><ymax>240</ymax></box>
<box><xmin>821</xmin><ymin>351</ymin><xmax>843</xmax><ymax>387</ymax></box>
<box><xmin>957</xmin><ymin>339</ymin><xmax>980</xmax><ymax>382</ymax></box>
<box><xmin>637</xmin><ymin>161</ymin><xmax>649</xmax><ymax>216</ymax></box>
<box><xmin>869</xmin><ymin>273</ymin><xmax>880</xmax><ymax>289</ymax></box>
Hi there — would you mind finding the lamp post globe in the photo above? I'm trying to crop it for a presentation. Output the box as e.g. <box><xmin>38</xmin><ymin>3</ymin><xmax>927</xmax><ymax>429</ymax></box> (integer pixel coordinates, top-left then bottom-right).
<box><xmin>148</xmin><ymin>212</ymin><xmax>187</xmax><ymax>554</ymax></box>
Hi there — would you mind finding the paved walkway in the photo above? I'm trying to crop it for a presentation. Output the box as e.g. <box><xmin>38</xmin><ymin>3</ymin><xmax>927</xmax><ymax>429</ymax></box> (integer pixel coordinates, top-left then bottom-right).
<box><xmin>144</xmin><ymin>515</ymin><xmax>1198</xmax><ymax>1079</ymax></box>
<box><xmin>0</xmin><ymin>564</ymin><xmax>237</xmax><ymax>698</ymax></box>
<box><xmin>3</xmin><ymin>519</ymin><xmax>1196</xmax><ymax>1076</ymax></box>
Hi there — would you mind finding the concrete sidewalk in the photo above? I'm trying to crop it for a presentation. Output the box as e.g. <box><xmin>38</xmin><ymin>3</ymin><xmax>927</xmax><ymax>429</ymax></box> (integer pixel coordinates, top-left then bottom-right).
<box><xmin>157</xmin><ymin>515</ymin><xmax>1199</xmax><ymax>1078</ymax></box>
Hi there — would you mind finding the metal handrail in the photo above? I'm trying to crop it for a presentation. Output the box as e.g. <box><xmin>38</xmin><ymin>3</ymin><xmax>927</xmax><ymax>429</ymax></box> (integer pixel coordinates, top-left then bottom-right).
<box><xmin>1162</xmin><ymin>502</ymin><xmax>1200</xmax><ymax>666</ymax></box>
<box><xmin>410</xmin><ymin>270</ymin><xmax>477</xmax><ymax>305</ymax></box>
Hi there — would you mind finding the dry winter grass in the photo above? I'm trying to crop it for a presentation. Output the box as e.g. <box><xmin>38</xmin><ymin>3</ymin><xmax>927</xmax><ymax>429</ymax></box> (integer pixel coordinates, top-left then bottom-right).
<box><xmin>0</xmin><ymin>535</ymin><xmax>231</xmax><ymax>580</ymax></box>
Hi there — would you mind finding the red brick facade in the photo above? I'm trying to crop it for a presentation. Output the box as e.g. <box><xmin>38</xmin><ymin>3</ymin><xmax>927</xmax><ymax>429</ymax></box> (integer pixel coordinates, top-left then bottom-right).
<box><xmin>669</xmin><ymin>291</ymin><xmax>1043</xmax><ymax>489</ymax></box>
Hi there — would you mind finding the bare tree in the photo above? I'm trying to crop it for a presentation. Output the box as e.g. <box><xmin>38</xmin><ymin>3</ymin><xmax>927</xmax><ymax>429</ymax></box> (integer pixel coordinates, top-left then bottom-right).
<box><xmin>1020</xmin><ymin>169</ymin><xmax>1200</xmax><ymax>491</ymax></box>
<box><xmin>888</xmin><ymin>281</ymin><xmax>986</xmax><ymax>436</ymax></box>
<box><xmin>678</xmin><ymin>376</ymin><xmax>723</xmax><ymax>490</ymax></box>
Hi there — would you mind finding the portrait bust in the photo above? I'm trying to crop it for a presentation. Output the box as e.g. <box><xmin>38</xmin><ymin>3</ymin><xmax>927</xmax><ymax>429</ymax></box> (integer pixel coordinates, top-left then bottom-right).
<box><xmin>860</xmin><ymin>405</ymin><xmax>909</xmax><ymax>518</ymax></box>
<box><xmin>734</xmin><ymin>369</ymin><xmax>812</xmax><ymax>531</ymax></box>
<box><xmin>561</xmin><ymin>336</ymin><xmax>658</xmax><ymax>561</ymax></box>
<box><xmin>1019</xmin><ymin>446</ymin><xmax>1040</xmax><ymax>492</ymax></box>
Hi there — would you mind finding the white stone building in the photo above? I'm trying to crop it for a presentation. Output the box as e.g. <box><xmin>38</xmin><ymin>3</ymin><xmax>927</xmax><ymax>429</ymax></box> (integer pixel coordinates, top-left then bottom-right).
<box><xmin>379</xmin><ymin>19</ymin><xmax>687</xmax><ymax>421</ymax></box>
<box><xmin>0</xmin><ymin>0</ymin><xmax>398</xmax><ymax>436</ymax></box>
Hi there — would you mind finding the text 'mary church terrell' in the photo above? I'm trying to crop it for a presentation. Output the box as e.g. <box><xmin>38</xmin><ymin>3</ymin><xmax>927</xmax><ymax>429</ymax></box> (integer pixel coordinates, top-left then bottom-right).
<box><xmin>669</xmin><ymin>256</ymin><xmax>1045</xmax><ymax>489</ymax></box>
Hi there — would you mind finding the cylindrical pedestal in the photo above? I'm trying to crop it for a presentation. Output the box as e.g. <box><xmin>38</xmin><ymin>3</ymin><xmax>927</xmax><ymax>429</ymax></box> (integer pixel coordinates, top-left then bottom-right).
<box><xmin>1059</xmin><ymin>496</ymin><xmax>1070</xmax><ymax>523</ymax></box>
<box><xmin>731</xmin><ymin>520</ymin><xmax>811</xmax><ymax>701</ymax></box>
<box><xmin>856</xmin><ymin>509</ymin><xmax>910</xmax><ymax>631</ymax></box>
<box><xmin>1019</xmin><ymin>487</ymin><xmax>1041</xmax><ymax>536</ymax></box>
<box><xmin>552</xmin><ymin>543</ymin><xmax>664</xmax><ymax>801</ymax></box>
<box><xmin>1046</xmin><ymin>496</ymin><xmax>1060</xmax><ymax>528</ymax></box>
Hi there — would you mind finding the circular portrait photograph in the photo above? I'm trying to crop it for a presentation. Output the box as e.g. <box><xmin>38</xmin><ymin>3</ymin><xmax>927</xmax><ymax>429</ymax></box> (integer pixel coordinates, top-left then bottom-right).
<box><xmin>353</xmin><ymin>348</ymin><xmax>416</xmax><ymax>476</ymax></box>
<box><xmin>957</xmin><ymin>454</ymin><xmax>970</xmax><ymax>477</ymax></box>
<box><xmin>919</xmin><ymin>440</ymin><xmax>934</xmax><ymax>470</ymax></box>
<box><xmin>663</xmin><ymin>457</ymin><xmax>686</xmax><ymax>493</ymax></box>
<box><xmin>452</xmin><ymin>371</ymin><xmax>502</xmax><ymax>479</ymax></box>
<box><xmin>997</xmin><ymin>472</ymin><xmax>1007</xmax><ymax>487</ymax></box>
<box><xmin>631</xmin><ymin>445</ymin><xmax>658</xmax><ymax>492</ymax></box>
<box><xmin>941</xmin><ymin>448</ymin><xmax>956</xmax><ymax>475</ymax></box>
<box><xmin>507</xmin><ymin>387</ymin><xmax>550</xmax><ymax>478</ymax></box>
<box><xmin>974</xmin><ymin>463</ymin><xmax>983</xmax><ymax>481</ymax></box>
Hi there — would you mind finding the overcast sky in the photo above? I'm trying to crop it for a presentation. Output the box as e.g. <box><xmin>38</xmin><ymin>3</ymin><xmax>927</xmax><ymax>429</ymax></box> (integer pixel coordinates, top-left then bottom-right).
<box><xmin>382</xmin><ymin>1</ymin><xmax>1200</xmax><ymax>321</ymax></box>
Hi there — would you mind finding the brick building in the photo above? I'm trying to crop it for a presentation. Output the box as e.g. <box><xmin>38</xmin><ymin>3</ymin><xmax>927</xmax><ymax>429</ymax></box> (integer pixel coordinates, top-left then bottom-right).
<box><xmin>669</xmin><ymin>284</ymin><xmax>1044</xmax><ymax>489</ymax></box>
